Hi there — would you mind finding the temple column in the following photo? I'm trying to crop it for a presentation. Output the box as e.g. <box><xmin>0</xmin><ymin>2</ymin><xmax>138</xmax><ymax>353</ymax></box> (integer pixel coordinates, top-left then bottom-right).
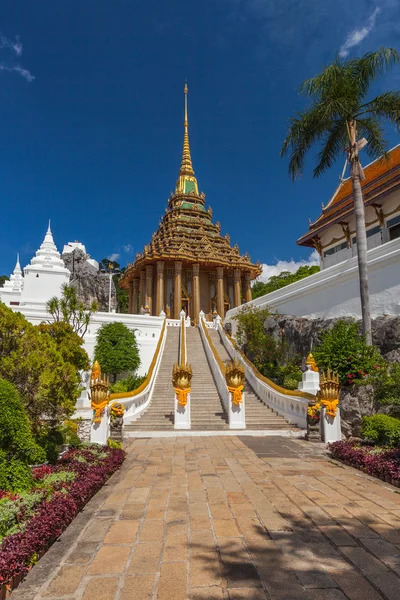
<box><xmin>145</xmin><ymin>265</ymin><xmax>153</xmax><ymax>314</ymax></box>
<box><xmin>216</xmin><ymin>267</ymin><xmax>224</xmax><ymax>317</ymax></box>
<box><xmin>128</xmin><ymin>281</ymin><xmax>133</xmax><ymax>313</ymax></box>
<box><xmin>244</xmin><ymin>272</ymin><xmax>252</xmax><ymax>303</ymax></box>
<box><xmin>234</xmin><ymin>269</ymin><xmax>241</xmax><ymax>308</ymax></box>
<box><xmin>156</xmin><ymin>261</ymin><xmax>165</xmax><ymax>315</ymax></box>
<box><xmin>174</xmin><ymin>261</ymin><xmax>182</xmax><ymax>319</ymax></box>
<box><xmin>132</xmin><ymin>278</ymin><xmax>139</xmax><ymax>314</ymax></box>
<box><xmin>139</xmin><ymin>270</ymin><xmax>146</xmax><ymax>311</ymax></box>
<box><xmin>193</xmin><ymin>263</ymin><xmax>200</xmax><ymax>323</ymax></box>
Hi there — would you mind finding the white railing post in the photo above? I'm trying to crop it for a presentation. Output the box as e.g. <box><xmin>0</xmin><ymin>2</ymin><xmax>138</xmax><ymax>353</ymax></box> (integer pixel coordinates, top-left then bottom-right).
<box><xmin>199</xmin><ymin>312</ymin><xmax>245</xmax><ymax>430</ymax></box>
<box><xmin>90</xmin><ymin>407</ymin><xmax>110</xmax><ymax>445</ymax></box>
<box><xmin>174</xmin><ymin>313</ymin><xmax>191</xmax><ymax>429</ymax></box>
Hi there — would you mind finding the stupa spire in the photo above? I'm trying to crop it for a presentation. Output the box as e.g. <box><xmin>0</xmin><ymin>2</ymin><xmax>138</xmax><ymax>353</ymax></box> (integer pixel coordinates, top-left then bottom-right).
<box><xmin>175</xmin><ymin>83</ymin><xmax>199</xmax><ymax>195</ymax></box>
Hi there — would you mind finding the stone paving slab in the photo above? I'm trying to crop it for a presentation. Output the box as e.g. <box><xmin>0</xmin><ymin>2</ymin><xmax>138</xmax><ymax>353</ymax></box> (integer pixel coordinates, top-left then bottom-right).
<box><xmin>11</xmin><ymin>436</ymin><xmax>400</xmax><ymax>599</ymax></box>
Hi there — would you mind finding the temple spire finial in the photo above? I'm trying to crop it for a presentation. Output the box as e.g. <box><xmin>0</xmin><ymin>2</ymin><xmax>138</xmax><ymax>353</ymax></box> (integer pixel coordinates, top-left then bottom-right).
<box><xmin>176</xmin><ymin>83</ymin><xmax>199</xmax><ymax>195</ymax></box>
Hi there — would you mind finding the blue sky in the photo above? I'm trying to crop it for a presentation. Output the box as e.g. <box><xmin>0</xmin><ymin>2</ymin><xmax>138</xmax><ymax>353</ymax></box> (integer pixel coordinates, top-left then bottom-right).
<box><xmin>1</xmin><ymin>0</ymin><xmax>399</xmax><ymax>280</ymax></box>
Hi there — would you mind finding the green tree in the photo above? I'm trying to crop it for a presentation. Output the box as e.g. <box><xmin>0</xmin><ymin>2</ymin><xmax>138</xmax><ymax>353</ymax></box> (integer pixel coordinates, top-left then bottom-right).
<box><xmin>94</xmin><ymin>322</ymin><xmax>140</xmax><ymax>382</ymax></box>
<box><xmin>281</xmin><ymin>47</ymin><xmax>400</xmax><ymax>345</ymax></box>
<box><xmin>0</xmin><ymin>379</ymin><xmax>46</xmax><ymax>491</ymax></box>
<box><xmin>0</xmin><ymin>304</ymin><xmax>81</xmax><ymax>430</ymax></box>
<box><xmin>47</xmin><ymin>284</ymin><xmax>98</xmax><ymax>337</ymax></box>
<box><xmin>313</xmin><ymin>320</ymin><xmax>383</xmax><ymax>384</ymax></box>
<box><xmin>0</xmin><ymin>275</ymin><xmax>9</xmax><ymax>288</ymax></box>
<box><xmin>37</xmin><ymin>321</ymin><xmax>90</xmax><ymax>371</ymax></box>
<box><xmin>252</xmin><ymin>265</ymin><xmax>320</xmax><ymax>299</ymax></box>
<box><xmin>234</xmin><ymin>306</ymin><xmax>283</xmax><ymax>379</ymax></box>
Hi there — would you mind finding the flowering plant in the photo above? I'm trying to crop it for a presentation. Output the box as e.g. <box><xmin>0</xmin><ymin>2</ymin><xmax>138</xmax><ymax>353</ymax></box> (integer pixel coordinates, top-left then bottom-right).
<box><xmin>307</xmin><ymin>402</ymin><xmax>321</xmax><ymax>420</ymax></box>
<box><xmin>329</xmin><ymin>441</ymin><xmax>400</xmax><ymax>482</ymax></box>
<box><xmin>0</xmin><ymin>444</ymin><xmax>125</xmax><ymax>587</ymax></box>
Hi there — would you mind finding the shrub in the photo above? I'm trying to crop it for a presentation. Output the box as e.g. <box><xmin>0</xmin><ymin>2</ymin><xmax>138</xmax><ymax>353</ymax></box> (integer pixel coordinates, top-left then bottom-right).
<box><xmin>0</xmin><ymin>380</ymin><xmax>45</xmax><ymax>491</ymax></box>
<box><xmin>107</xmin><ymin>439</ymin><xmax>122</xmax><ymax>449</ymax></box>
<box><xmin>313</xmin><ymin>320</ymin><xmax>383</xmax><ymax>384</ymax></box>
<box><xmin>110</xmin><ymin>373</ymin><xmax>147</xmax><ymax>394</ymax></box>
<box><xmin>372</xmin><ymin>362</ymin><xmax>400</xmax><ymax>416</ymax></box>
<box><xmin>361</xmin><ymin>414</ymin><xmax>400</xmax><ymax>447</ymax></box>
<box><xmin>279</xmin><ymin>361</ymin><xmax>303</xmax><ymax>390</ymax></box>
<box><xmin>234</xmin><ymin>306</ymin><xmax>284</xmax><ymax>380</ymax></box>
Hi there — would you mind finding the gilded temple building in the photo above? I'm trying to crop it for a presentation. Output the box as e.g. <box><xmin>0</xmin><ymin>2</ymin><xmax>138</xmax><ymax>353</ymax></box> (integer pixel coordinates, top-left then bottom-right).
<box><xmin>120</xmin><ymin>85</ymin><xmax>261</xmax><ymax>321</ymax></box>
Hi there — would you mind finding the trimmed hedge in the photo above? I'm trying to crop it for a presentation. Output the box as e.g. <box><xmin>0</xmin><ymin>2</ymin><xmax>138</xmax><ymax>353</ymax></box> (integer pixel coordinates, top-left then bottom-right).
<box><xmin>0</xmin><ymin>379</ymin><xmax>45</xmax><ymax>491</ymax></box>
<box><xmin>361</xmin><ymin>414</ymin><xmax>400</xmax><ymax>447</ymax></box>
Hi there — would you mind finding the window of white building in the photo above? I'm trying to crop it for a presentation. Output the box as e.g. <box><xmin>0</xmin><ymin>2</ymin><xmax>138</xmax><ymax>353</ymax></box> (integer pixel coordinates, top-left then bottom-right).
<box><xmin>324</xmin><ymin>241</ymin><xmax>347</xmax><ymax>257</ymax></box>
<box><xmin>387</xmin><ymin>214</ymin><xmax>400</xmax><ymax>241</ymax></box>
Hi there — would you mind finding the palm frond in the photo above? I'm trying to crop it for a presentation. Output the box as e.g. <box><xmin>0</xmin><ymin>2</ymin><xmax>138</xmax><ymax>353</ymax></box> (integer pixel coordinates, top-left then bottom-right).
<box><xmin>350</xmin><ymin>47</ymin><xmax>399</xmax><ymax>98</ymax></box>
<box><xmin>359</xmin><ymin>91</ymin><xmax>400</xmax><ymax>130</ymax></box>
<box><xmin>281</xmin><ymin>104</ymin><xmax>332</xmax><ymax>181</ymax></box>
<box><xmin>314</xmin><ymin>120</ymin><xmax>348</xmax><ymax>178</ymax></box>
<box><xmin>356</xmin><ymin>117</ymin><xmax>388</xmax><ymax>160</ymax></box>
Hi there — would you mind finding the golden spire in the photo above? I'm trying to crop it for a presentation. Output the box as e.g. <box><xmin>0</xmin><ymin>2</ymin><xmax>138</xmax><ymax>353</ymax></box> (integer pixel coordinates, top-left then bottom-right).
<box><xmin>175</xmin><ymin>82</ymin><xmax>199</xmax><ymax>195</ymax></box>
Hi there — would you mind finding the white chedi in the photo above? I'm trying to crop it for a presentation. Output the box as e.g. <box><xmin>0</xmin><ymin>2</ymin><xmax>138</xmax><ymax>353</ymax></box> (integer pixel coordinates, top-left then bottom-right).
<box><xmin>21</xmin><ymin>222</ymin><xmax>71</xmax><ymax>307</ymax></box>
<box><xmin>2</xmin><ymin>254</ymin><xmax>24</xmax><ymax>293</ymax></box>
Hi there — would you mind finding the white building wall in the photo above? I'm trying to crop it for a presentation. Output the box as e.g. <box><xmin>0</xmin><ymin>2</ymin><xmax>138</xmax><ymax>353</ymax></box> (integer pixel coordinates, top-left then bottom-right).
<box><xmin>226</xmin><ymin>237</ymin><xmax>400</xmax><ymax>330</ymax></box>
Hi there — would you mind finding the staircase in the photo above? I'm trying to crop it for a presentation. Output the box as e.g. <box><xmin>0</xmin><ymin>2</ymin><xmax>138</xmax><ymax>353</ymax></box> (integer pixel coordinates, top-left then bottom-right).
<box><xmin>124</xmin><ymin>327</ymin><xmax>179</xmax><ymax>432</ymax></box>
<box><xmin>186</xmin><ymin>328</ymin><xmax>229</xmax><ymax>430</ymax></box>
<box><xmin>124</xmin><ymin>323</ymin><xmax>292</xmax><ymax>433</ymax></box>
<box><xmin>208</xmin><ymin>329</ymin><xmax>292</xmax><ymax>430</ymax></box>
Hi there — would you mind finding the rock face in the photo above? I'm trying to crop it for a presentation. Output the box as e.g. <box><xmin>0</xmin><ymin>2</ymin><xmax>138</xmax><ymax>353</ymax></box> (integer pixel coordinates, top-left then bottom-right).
<box><xmin>339</xmin><ymin>384</ymin><xmax>378</xmax><ymax>439</ymax></box>
<box><xmin>263</xmin><ymin>313</ymin><xmax>400</xmax><ymax>438</ymax></box>
<box><xmin>263</xmin><ymin>314</ymin><xmax>400</xmax><ymax>361</ymax></box>
<box><xmin>62</xmin><ymin>248</ymin><xmax>116</xmax><ymax>312</ymax></box>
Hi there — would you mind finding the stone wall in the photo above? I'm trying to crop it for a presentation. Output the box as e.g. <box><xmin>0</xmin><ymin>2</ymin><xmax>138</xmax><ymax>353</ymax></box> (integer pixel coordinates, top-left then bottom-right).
<box><xmin>263</xmin><ymin>314</ymin><xmax>400</xmax><ymax>361</ymax></box>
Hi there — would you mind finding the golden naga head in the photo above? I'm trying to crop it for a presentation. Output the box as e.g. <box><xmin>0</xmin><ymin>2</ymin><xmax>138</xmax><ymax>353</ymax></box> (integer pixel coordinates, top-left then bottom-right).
<box><xmin>88</xmin><ymin>360</ymin><xmax>110</xmax><ymax>422</ymax></box>
<box><xmin>319</xmin><ymin>368</ymin><xmax>340</xmax><ymax>400</ymax></box>
<box><xmin>306</xmin><ymin>353</ymin><xmax>319</xmax><ymax>372</ymax></box>
<box><xmin>172</xmin><ymin>363</ymin><xmax>193</xmax><ymax>390</ymax></box>
<box><xmin>225</xmin><ymin>358</ymin><xmax>245</xmax><ymax>389</ymax></box>
<box><xmin>318</xmin><ymin>369</ymin><xmax>340</xmax><ymax>417</ymax></box>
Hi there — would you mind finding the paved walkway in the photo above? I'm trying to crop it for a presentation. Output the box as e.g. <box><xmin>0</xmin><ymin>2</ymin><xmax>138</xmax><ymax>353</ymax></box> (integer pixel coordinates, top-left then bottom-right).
<box><xmin>12</xmin><ymin>436</ymin><xmax>400</xmax><ymax>600</ymax></box>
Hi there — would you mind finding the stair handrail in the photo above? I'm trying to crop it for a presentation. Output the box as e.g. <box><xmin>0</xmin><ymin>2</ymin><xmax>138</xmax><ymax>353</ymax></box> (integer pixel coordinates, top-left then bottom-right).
<box><xmin>109</xmin><ymin>318</ymin><xmax>168</xmax><ymax>421</ymax></box>
<box><xmin>216</xmin><ymin>321</ymin><xmax>313</xmax><ymax>428</ymax></box>
<box><xmin>172</xmin><ymin>313</ymin><xmax>192</xmax><ymax>429</ymax></box>
<box><xmin>199</xmin><ymin>313</ymin><xmax>245</xmax><ymax>429</ymax></box>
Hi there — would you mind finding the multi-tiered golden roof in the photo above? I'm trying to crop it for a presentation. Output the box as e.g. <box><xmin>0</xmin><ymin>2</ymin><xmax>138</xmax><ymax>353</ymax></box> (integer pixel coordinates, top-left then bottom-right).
<box><xmin>120</xmin><ymin>85</ymin><xmax>261</xmax><ymax>321</ymax></box>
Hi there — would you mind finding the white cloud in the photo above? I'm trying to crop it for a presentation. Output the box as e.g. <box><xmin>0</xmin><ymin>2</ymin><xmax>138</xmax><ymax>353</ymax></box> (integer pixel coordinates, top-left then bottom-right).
<box><xmin>123</xmin><ymin>244</ymin><xmax>133</xmax><ymax>253</ymax></box>
<box><xmin>108</xmin><ymin>253</ymin><xmax>120</xmax><ymax>262</ymax></box>
<box><xmin>0</xmin><ymin>33</ymin><xmax>34</xmax><ymax>82</ymax></box>
<box><xmin>0</xmin><ymin>34</ymin><xmax>22</xmax><ymax>56</ymax></box>
<box><xmin>257</xmin><ymin>250</ymin><xmax>320</xmax><ymax>283</ymax></box>
<box><xmin>0</xmin><ymin>65</ymin><xmax>34</xmax><ymax>82</ymax></box>
<box><xmin>339</xmin><ymin>7</ymin><xmax>380</xmax><ymax>57</ymax></box>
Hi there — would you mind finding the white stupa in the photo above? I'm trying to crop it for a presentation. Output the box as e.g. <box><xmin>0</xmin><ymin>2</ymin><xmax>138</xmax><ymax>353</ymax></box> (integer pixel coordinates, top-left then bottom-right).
<box><xmin>0</xmin><ymin>254</ymin><xmax>24</xmax><ymax>306</ymax></box>
<box><xmin>21</xmin><ymin>221</ymin><xmax>71</xmax><ymax>306</ymax></box>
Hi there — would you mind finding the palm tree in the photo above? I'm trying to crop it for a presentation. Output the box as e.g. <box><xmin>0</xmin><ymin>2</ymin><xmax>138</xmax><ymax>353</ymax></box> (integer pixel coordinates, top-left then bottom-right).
<box><xmin>281</xmin><ymin>47</ymin><xmax>400</xmax><ymax>345</ymax></box>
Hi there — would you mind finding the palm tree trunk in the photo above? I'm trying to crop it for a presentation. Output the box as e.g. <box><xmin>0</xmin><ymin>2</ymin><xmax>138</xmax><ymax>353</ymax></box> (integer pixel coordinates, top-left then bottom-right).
<box><xmin>348</xmin><ymin>120</ymin><xmax>372</xmax><ymax>345</ymax></box>
<box><xmin>351</xmin><ymin>167</ymin><xmax>372</xmax><ymax>345</ymax></box>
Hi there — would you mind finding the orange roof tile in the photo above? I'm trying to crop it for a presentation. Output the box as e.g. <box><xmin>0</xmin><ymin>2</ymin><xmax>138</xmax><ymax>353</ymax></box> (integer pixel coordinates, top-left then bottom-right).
<box><xmin>298</xmin><ymin>144</ymin><xmax>400</xmax><ymax>247</ymax></box>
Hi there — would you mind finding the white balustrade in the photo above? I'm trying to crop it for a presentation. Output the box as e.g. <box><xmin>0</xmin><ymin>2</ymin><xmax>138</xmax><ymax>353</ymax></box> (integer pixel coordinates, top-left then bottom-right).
<box><xmin>217</xmin><ymin>323</ymin><xmax>310</xmax><ymax>429</ymax></box>
<box><xmin>199</xmin><ymin>313</ymin><xmax>246</xmax><ymax>429</ymax></box>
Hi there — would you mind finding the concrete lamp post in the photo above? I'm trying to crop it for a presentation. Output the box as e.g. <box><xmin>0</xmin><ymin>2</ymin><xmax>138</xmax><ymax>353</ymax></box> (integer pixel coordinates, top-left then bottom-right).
<box><xmin>100</xmin><ymin>263</ymin><xmax>120</xmax><ymax>313</ymax></box>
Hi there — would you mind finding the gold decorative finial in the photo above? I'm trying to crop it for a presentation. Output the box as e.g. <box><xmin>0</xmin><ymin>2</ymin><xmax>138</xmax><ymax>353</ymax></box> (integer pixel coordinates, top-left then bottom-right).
<box><xmin>175</xmin><ymin>82</ymin><xmax>199</xmax><ymax>195</ymax></box>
